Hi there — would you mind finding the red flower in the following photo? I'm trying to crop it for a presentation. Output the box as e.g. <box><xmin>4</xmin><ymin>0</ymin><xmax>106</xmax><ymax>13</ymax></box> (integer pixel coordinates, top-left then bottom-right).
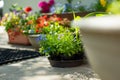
<box><xmin>36</xmin><ymin>23</ymin><xmax>44</xmax><ymax>28</ymax></box>
<box><xmin>24</xmin><ymin>6</ymin><xmax>32</xmax><ymax>13</ymax></box>
<box><xmin>43</xmin><ymin>15</ymin><xmax>48</xmax><ymax>20</ymax></box>
<box><xmin>36</xmin><ymin>29</ymin><xmax>39</xmax><ymax>33</ymax></box>
<box><xmin>57</xmin><ymin>17</ymin><xmax>62</xmax><ymax>21</ymax></box>
<box><xmin>37</xmin><ymin>15</ymin><xmax>48</xmax><ymax>22</ymax></box>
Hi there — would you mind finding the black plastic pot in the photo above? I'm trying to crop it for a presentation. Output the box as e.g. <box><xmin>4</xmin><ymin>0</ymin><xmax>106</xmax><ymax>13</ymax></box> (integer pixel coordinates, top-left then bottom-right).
<box><xmin>48</xmin><ymin>57</ymin><xmax>86</xmax><ymax>68</ymax></box>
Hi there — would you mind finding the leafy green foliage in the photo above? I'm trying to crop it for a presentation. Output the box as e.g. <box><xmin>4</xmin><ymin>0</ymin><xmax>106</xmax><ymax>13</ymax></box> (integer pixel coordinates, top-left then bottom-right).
<box><xmin>9</xmin><ymin>4</ymin><xmax>23</xmax><ymax>12</ymax></box>
<box><xmin>93</xmin><ymin>1</ymin><xmax>107</xmax><ymax>12</ymax></box>
<box><xmin>2</xmin><ymin>13</ymin><xmax>20</xmax><ymax>31</ymax></box>
<box><xmin>39</xmin><ymin>25</ymin><xmax>83</xmax><ymax>57</ymax></box>
<box><xmin>85</xmin><ymin>12</ymin><xmax>108</xmax><ymax>17</ymax></box>
<box><xmin>67</xmin><ymin>0</ymin><xmax>73</xmax><ymax>4</ymax></box>
<box><xmin>107</xmin><ymin>0</ymin><xmax>120</xmax><ymax>14</ymax></box>
<box><xmin>41</xmin><ymin>22</ymin><xmax>65</xmax><ymax>34</ymax></box>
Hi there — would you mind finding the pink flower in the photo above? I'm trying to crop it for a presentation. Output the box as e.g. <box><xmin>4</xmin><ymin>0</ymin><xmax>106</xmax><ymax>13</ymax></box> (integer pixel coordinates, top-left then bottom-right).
<box><xmin>41</xmin><ymin>7</ymin><xmax>50</xmax><ymax>13</ymax></box>
<box><xmin>38</xmin><ymin>1</ymin><xmax>49</xmax><ymax>9</ymax></box>
<box><xmin>38</xmin><ymin>0</ymin><xmax>55</xmax><ymax>13</ymax></box>
<box><xmin>38</xmin><ymin>1</ymin><xmax>50</xmax><ymax>13</ymax></box>
<box><xmin>48</xmin><ymin>0</ymin><xmax>55</xmax><ymax>7</ymax></box>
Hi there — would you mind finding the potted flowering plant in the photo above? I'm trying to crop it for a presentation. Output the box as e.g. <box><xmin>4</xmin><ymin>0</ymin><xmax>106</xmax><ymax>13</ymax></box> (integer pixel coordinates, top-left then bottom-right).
<box><xmin>20</xmin><ymin>14</ymin><xmax>49</xmax><ymax>50</ymax></box>
<box><xmin>39</xmin><ymin>24</ymin><xmax>84</xmax><ymax>67</ymax></box>
<box><xmin>39</xmin><ymin>13</ymin><xmax>84</xmax><ymax>67</ymax></box>
<box><xmin>37</xmin><ymin>0</ymin><xmax>90</xmax><ymax>20</ymax></box>
<box><xmin>21</xmin><ymin>14</ymin><xmax>70</xmax><ymax>50</ymax></box>
<box><xmin>51</xmin><ymin>0</ymin><xmax>111</xmax><ymax>20</ymax></box>
<box><xmin>0</xmin><ymin>4</ymin><xmax>32</xmax><ymax>45</ymax></box>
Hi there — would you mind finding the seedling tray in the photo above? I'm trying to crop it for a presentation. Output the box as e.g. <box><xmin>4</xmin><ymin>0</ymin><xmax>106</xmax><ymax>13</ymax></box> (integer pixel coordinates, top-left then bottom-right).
<box><xmin>0</xmin><ymin>48</ymin><xmax>41</xmax><ymax>65</ymax></box>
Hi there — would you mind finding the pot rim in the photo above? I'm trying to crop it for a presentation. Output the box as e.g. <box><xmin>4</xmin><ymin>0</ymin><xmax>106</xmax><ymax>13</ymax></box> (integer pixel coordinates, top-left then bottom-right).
<box><xmin>28</xmin><ymin>34</ymin><xmax>41</xmax><ymax>37</ymax></box>
<box><xmin>48</xmin><ymin>57</ymin><xmax>83</xmax><ymax>62</ymax></box>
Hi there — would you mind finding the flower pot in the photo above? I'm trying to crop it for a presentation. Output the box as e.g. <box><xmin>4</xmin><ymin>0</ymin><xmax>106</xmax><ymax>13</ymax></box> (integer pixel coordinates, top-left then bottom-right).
<box><xmin>7</xmin><ymin>31</ymin><xmax>30</xmax><ymax>45</ymax></box>
<box><xmin>28</xmin><ymin>34</ymin><xmax>40</xmax><ymax>51</ymax></box>
<box><xmin>48</xmin><ymin>53</ymin><xmax>86</xmax><ymax>68</ymax></box>
<box><xmin>43</xmin><ymin>12</ymin><xmax>90</xmax><ymax>21</ymax></box>
<box><xmin>48</xmin><ymin>57</ymin><xmax>85</xmax><ymax>68</ymax></box>
<box><xmin>75</xmin><ymin>15</ymin><xmax>120</xmax><ymax>80</ymax></box>
<box><xmin>55</xmin><ymin>12</ymin><xmax>90</xmax><ymax>20</ymax></box>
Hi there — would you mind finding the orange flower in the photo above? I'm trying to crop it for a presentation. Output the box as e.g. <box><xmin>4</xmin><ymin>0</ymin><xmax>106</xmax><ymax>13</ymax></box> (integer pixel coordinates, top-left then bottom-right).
<box><xmin>43</xmin><ymin>15</ymin><xmax>48</xmax><ymax>20</ymax></box>
<box><xmin>37</xmin><ymin>23</ymin><xmax>44</xmax><ymax>28</ymax></box>
<box><xmin>20</xmin><ymin>30</ymin><xmax>23</xmax><ymax>33</ymax></box>
<box><xmin>27</xmin><ymin>20</ymin><xmax>33</xmax><ymax>24</ymax></box>
<box><xmin>48</xmin><ymin>15</ymin><xmax>62</xmax><ymax>22</ymax></box>
<box><xmin>36</xmin><ymin>24</ymin><xmax>40</xmax><ymax>28</ymax></box>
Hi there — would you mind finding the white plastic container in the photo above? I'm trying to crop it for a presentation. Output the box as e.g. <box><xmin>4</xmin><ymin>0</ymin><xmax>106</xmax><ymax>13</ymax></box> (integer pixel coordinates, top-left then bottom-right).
<box><xmin>74</xmin><ymin>15</ymin><xmax>120</xmax><ymax>80</ymax></box>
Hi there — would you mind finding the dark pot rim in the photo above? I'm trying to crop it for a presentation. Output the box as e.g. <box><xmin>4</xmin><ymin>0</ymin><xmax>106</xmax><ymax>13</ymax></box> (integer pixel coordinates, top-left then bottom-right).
<box><xmin>48</xmin><ymin>56</ymin><xmax>84</xmax><ymax>62</ymax></box>
<box><xmin>48</xmin><ymin>56</ymin><xmax>86</xmax><ymax>68</ymax></box>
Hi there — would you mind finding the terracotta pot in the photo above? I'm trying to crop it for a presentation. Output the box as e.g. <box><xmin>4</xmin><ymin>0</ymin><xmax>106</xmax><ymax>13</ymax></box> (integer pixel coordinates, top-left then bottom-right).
<box><xmin>7</xmin><ymin>31</ymin><xmax>30</xmax><ymax>45</ymax></box>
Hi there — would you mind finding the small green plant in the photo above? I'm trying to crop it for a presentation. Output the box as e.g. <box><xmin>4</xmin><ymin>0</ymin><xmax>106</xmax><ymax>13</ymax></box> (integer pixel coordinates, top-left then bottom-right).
<box><xmin>39</xmin><ymin>24</ymin><xmax>83</xmax><ymax>59</ymax></box>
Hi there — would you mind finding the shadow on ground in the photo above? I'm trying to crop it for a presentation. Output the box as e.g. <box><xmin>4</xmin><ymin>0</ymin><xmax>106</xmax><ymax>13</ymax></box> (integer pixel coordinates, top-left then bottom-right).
<box><xmin>0</xmin><ymin>57</ymin><xmax>100</xmax><ymax>80</ymax></box>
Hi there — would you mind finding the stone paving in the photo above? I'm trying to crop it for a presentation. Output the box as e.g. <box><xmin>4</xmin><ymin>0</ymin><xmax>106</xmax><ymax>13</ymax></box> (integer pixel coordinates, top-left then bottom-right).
<box><xmin>0</xmin><ymin>27</ymin><xmax>101</xmax><ymax>80</ymax></box>
<box><xmin>0</xmin><ymin>57</ymin><xmax>101</xmax><ymax>80</ymax></box>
